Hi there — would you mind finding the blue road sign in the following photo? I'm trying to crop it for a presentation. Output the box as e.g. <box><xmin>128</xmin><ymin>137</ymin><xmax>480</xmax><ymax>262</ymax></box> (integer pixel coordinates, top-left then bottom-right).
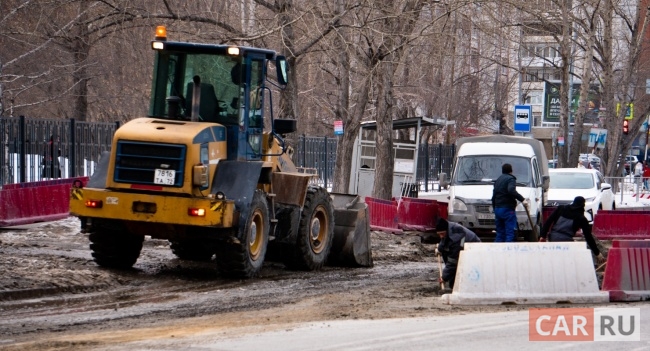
<box><xmin>514</xmin><ymin>105</ymin><xmax>532</xmax><ymax>133</ymax></box>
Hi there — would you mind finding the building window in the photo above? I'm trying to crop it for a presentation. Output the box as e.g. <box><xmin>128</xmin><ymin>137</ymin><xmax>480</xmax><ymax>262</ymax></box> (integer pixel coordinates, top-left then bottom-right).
<box><xmin>523</xmin><ymin>68</ymin><xmax>560</xmax><ymax>82</ymax></box>
<box><xmin>524</xmin><ymin>91</ymin><xmax>543</xmax><ymax>105</ymax></box>
<box><xmin>523</xmin><ymin>44</ymin><xmax>561</xmax><ymax>58</ymax></box>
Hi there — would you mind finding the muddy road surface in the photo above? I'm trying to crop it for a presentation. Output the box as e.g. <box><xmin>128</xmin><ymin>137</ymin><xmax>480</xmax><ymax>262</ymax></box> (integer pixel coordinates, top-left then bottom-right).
<box><xmin>0</xmin><ymin>217</ymin><xmax>612</xmax><ymax>351</ymax></box>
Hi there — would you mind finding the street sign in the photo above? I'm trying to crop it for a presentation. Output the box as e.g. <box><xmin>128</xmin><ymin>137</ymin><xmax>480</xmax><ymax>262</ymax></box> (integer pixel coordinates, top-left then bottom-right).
<box><xmin>514</xmin><ymin>105</ymin><xmax>532</xmax><ymax>133</ymax></box>
<box><xmin>588</xmin><ymin>128</ymin><xmax>607</xmax><ymax>150</ymax></box>
<box><xmin>616</xmin><ymin>103</ymin><xmax>634</xmax><ymax>120</ymax></box>
<box><xmin>334</xmin><ymin>120</ymin><xmax>343</xmax><ymax>135</ymax></box>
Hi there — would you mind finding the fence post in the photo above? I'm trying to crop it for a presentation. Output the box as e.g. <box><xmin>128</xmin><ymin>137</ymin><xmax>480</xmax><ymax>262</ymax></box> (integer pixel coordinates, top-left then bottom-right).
<box><xmin>19</xmin><ymin>115</ymin><xmax>26</xmax><ymax>183</ymax></box>
<box><xmin>437</xmin><ymin>143</ymin><xmax>443</xmax><ymax>191</ymax></box>
<box><xmin>0</xmin><ymin>118</ymin><xmax>3</xmax><ymax>185</ymax></box>
<box><xmin>69</xmin><ymin>119</ymin><xmax>76</xmax><ymax>177</ymax></box>
<box><xmin>424</xmin><ymin>144</ymin><xmax>429</xmax><ymax>193</ymax></box>
<box><xmin>302</xmin><ymin>134</ymin><xmax>306</xmax><ymax>168</ymax></box>
<box><xmin>324</xmin><ymin>136</ymin><xmax>328</xmax><ymax>189</ymax></box>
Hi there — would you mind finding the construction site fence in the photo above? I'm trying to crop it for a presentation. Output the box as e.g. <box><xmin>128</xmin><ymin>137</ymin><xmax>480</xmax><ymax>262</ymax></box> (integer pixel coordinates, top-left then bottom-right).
<box><xmin>1</xmin><ymin>116</ymin><xmax>119</xmax><ymax>185</ymax></box>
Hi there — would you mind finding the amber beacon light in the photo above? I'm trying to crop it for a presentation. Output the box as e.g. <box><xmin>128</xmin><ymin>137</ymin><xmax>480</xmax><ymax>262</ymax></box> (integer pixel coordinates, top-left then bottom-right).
<box><xmin>155</xmin><ymin>26</ymin><xmax>167</xmax><ymax>40</ymax></box>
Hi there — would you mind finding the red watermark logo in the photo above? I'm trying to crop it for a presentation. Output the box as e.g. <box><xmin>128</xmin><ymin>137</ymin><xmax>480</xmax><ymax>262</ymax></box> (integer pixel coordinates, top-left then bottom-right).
<box><xmin>529</xmin><ymin>308</ymin><xmax>640</xmax><ymax>342</ymax></box>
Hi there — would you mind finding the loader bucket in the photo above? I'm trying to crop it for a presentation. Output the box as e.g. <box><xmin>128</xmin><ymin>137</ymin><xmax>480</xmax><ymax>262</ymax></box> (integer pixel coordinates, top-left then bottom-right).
<box><xmin>328</xmin><ymin>193</ymin><xmax>373</xmax><ymax>267</ymax></box>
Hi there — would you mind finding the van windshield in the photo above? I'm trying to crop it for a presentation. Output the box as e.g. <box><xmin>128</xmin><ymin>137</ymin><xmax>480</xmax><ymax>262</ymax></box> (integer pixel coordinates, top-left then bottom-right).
<box><xmin>452</xmin><ymin>156</ymin><xmax>532</xmax><ymax>186</ymax></box>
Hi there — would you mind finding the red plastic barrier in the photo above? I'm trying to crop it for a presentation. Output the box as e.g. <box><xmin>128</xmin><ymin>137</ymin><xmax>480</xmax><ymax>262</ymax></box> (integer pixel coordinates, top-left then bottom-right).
<box><xmin>365</xmin><ymin>197</ymin><xmax>402</xmax><ymax>234</ymax></box>
<box><xmin>542</xmin><ymin>206</ymin><xmax>557</xmax><ymax>223</ymax></box>
<box><xmin>0</xmin><ymin>177</ymin><xmax>88</xmax><ymax>227</ymax></box>
<box><xmin>396</xmin><ymin>197</ymin><xmax>438</xmax><ymax>231</ymax></box>
<box><xmin>592</xmin><ymin>210</ymin><xmax>650</xmax><ymax>240</ymax></box>
<box><xmin>601</xmin><ymin>240</ymin><xmax>650</xmax><ymax>302</ymax></box>
<box><xmin>437</xmin><ymin>202</ymin><xmax>448</xmax><ymax>220</ymax></box>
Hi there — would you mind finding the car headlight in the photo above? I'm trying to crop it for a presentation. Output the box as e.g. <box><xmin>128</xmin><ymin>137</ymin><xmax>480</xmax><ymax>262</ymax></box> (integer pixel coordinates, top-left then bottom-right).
<box><xmin>450</xmin><ymin>198</ymin><xmax>468</xmax><ymax>212</ymax></box>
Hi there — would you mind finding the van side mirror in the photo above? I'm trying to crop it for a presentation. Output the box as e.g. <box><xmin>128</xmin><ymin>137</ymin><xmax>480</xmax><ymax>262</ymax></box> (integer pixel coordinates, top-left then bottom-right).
<box><xmin>439</xmin><ymin>172</ymin><xmax>449</xmax><ymax>190</ymax></box>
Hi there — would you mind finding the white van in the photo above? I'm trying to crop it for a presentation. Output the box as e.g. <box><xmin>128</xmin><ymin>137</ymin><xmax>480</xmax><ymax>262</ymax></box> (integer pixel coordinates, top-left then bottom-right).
<box><xmin>445</xmin><ymin>135</ymin><xmax>549</xmax><ymax>241</ymax></box>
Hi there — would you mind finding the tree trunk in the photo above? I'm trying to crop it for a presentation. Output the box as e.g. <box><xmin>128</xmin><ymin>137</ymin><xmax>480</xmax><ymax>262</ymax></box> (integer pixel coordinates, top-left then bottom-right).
<box><xmin>569</xmin><ymin>14</ymin><xmax>597</xmax><ymax>167</ymax></box>
<box><xmin>72</xmin><ymin>1</ymin><xmax>90</xmax><ymax>121</ymax></box>
<box><xmin>557</xmin><ymin>1</ymin><xmax>572</xmax><ymax>168</ymax></box>
<box><xmin>331</xmin><ymin>0</ymin><xmax>369</xmax><ymax>194</ymax></box>
<box><xmin>277</xmin><ymin>0</ymin><xmax>298</xmax><ymax>122</ymax></box>
<box><xmin>372</xmin><ymin>60</ymin><xmax>395</xmax><ymax>200</ymax></box>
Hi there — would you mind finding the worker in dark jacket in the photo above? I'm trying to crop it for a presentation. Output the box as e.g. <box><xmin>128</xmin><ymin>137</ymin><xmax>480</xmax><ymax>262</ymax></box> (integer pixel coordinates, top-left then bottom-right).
<box><xmin>540</xmin><ymin>196</ymin><xmax>606</xmax><ymax>264</ymax></box>
<box><xmin>436</xmin><ymin>217</ymin><xmax>481</xmax><ymax>289</ymax></box>
<box><xmin>492</xmin><ymin>163</ymin><xmax>528</xmax><ymax>242</ymax></box>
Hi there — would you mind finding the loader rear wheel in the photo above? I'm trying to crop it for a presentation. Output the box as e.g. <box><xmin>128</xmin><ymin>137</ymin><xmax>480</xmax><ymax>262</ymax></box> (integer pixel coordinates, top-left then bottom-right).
<box><xmin>170</xmin><ymin>240</ymin><xmax>214</xmax><ymax>261</ymax></box>
<box><xmin>88</xmin><ymin>219</ymin><xmax>143</xmax><ymax>269</ymax></box>
<box><xmin>216</xmin><ymin>190</ymin><xmax>269</xmax><ymax>278</ymax></box>
<box><xmin>285</xmin><ymin>187</ymin><xmax>334</xmax><ymax>271</ymax></box>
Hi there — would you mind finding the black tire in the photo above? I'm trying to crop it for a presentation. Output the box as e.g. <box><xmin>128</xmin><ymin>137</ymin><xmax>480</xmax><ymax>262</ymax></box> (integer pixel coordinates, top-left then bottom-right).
<box><xmin>216</xmin><ymin>190</ymin><xmax>269</xmax><ymax>278</ymax></box>
<box><xmin>284</xmin><ymin>187</ymin><xmax>334</xmax><ymax>271</ymax></box>
<box><xmin>170</xmin><ymin>240</ymin><xmax>214</xmax><ymax>261</ymax></box>
<box><xmin>88</xmin><ymin>219</ymin><xmax>143</xmax><ymax>269</ymax></box>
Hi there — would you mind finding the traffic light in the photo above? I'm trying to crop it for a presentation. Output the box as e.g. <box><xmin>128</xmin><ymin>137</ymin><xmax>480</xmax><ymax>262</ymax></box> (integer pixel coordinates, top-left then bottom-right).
<box><xmin>623</xmin><ymin>119</ymin><xmax>629</xmax><ymax>135</ymax></box>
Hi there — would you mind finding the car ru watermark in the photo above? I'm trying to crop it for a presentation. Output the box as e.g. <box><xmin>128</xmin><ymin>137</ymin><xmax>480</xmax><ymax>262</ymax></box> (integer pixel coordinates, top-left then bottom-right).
<box><xmin>529</xmin><ymin>308</ymin><xmax>640</xmax><ymax>341</ymax></box>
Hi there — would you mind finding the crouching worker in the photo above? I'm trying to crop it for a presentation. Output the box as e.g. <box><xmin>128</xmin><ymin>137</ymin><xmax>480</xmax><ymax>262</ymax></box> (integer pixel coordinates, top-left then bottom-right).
<box><xmin>436</xmin><ymin>217</ymin><xmax>481</xmax><ymax>289</ymax></box>
<box><xmin>540</xmin><ymin>196</ymin><xmax>606</xmax><ymax>264</ymax></box>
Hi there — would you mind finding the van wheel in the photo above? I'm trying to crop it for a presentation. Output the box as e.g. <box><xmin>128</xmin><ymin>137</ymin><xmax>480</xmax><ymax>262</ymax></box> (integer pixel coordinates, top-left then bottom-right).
<box><xmin>284</xmin><ymin>186</ymin><xmax>334</xmax><ymax>271</ymax></box>
<box><xmin>216</xmin><ymin>190</ymin><xmax>269</xmax><ymax>278</ymax></box>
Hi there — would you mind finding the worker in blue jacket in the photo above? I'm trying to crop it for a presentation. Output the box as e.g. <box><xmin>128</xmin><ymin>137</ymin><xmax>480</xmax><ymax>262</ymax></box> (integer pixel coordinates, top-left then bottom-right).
<box><xmin>492</xmin><ymin>163</ymin><xmax>528</xmax><ymax>242</ymax></box>
<box><xmin>435</xmin><ymin>217</ymin><xmax>481</xmax><ymax>289</ymax></box>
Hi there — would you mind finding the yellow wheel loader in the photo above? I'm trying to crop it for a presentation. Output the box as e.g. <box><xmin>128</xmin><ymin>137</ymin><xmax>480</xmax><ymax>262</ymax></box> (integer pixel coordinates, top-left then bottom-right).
<box><xmin>69</xmin><ymin>26</ymin><xmax>372</xmax><ymax>278</ymax></box>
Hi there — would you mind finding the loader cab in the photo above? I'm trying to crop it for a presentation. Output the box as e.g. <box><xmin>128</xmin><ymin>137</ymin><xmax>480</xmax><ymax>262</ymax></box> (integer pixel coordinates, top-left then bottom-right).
<box><xmin>148</xmin><ymin>26</ymin><xmax>288</xmax><ymax>161</ymax></box>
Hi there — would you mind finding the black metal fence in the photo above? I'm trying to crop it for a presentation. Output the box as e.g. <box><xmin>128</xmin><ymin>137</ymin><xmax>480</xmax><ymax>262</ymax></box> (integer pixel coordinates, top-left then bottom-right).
<box><xmin>292</xmin><ymin>135</ymin><xmax>338</xmax><ymax>188</ymax></box>
<box><xmin>1</xmin><ymin>117</ymin><xmax>456</xmax><ymax>190</ymax></box>
<box><xmin>417</xmin><ymin>143</ymin><xmax>456</xmax><ymax>192</ymax></box>
<box><xmin>1</xmin><ymin>116</ymin><xmax>119</xmax><ymax>185</ymax></box>
<box><xmin>292</xmin><ymin>136</ymin><xmax>456</xmax><ymax>191</ymax></box>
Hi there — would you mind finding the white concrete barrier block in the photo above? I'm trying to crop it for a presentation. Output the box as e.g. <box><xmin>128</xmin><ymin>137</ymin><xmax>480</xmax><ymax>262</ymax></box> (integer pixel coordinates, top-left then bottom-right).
<box><xmin>441</xmin><ymin>242</ymin><xmax>609</xmax><ymax>305</ymax></box>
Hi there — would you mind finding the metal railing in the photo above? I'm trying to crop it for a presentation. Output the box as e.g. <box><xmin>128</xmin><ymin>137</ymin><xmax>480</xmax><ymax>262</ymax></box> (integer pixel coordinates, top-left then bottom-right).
<box><xmin>604</xmin><ymin>175</ymin><xmax>649</xmax><ymax>204</ymax></box>
<box><xmin>1</xmin><ymin>116</ymin><xmax>119</xmax><ymax>186</ymax></box>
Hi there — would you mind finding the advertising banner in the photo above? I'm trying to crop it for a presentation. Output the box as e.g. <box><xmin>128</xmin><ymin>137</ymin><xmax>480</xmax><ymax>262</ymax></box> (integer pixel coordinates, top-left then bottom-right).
<box><xmin>544</xmin><ymin>82</ymin><xmax>601</xmax><ymax>124</ymax></box>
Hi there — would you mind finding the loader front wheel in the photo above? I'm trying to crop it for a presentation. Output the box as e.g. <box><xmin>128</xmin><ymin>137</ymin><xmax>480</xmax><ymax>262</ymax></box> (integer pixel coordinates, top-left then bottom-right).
<box><xmin>216</xmin><ymin>190</ymin><xmax>269</xmax><ymax>278</ymax></box>
<box><xmin>285</xmin><ymin>187</ymin><xmax>334</xmax><ymax>271</ymax></box>
<box><xmin>89</xmin><ymin>219</ymin><xmax>143</xmax><ymax>269</ymax></box>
